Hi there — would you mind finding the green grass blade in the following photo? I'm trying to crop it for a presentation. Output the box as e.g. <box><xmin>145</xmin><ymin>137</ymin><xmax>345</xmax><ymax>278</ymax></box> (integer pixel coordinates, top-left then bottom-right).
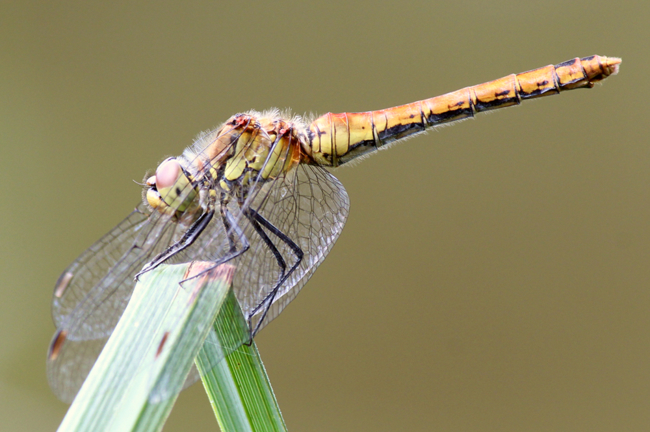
<box><xmin>195</xmin><ymin>290</ymin><xmax>287</xmax><ymax>432</ymax></box>
<box><xmin>57</xmin><ymin>262</ymin><xmax>234</xmax><ymax>432</ymax></box>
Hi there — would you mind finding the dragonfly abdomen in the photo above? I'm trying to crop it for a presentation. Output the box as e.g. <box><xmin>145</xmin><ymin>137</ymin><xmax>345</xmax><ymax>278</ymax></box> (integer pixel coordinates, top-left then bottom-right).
<box><xmin>307</xmin><ymin>55</ymin><xmax>621</xmax><ymax>167</ymax></box>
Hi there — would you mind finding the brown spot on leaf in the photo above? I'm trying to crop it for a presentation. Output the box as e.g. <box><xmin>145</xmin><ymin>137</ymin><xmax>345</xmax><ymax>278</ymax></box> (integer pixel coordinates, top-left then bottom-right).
<box><xmin>156</xmin><ymin>332</ymin><xmax>170</xmax><ymax>359</ymax></box>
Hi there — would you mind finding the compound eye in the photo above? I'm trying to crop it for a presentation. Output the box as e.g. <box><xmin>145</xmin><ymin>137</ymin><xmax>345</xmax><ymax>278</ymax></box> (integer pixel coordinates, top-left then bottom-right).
<box><xmin>155</xmin><ymin>158</ymin><xmax>181</xmax><ymax>190</ymax></box>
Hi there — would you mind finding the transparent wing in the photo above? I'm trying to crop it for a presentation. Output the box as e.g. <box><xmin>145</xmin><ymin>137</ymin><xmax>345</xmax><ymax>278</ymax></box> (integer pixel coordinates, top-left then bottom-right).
<box><xmin>46</xmin><ymin>119</ymin><xmax>252</xmax><ymax>402</ymax></box>
<box><xmin>47</xmin><ymin>204</ymin><xmax>184</xmax><ymax>402</ymax></box>
<box><xmin>143</xmin><ymin>157</ymin><xmax>348</xmax><ymax>391</ymax></box>
<box><xmin>47</xmin><ymin>116</ymin><xmax>350</xmax><ymax>402</ymax></box>
<box><xmin>53</xmin><ymin>204</ymin><xmax>152</xmax><ymax>333</ymax></box>
<box><xmin>237</xmin><ymin>163</ymin><xmax>349</xmax><ymax>332</ymax></box>
<box><xmin>167</xmin><ymin>164</ymin><xmax>349</xmax><ymax>389</ymax></box>
<box><xmin>168</xmin><ymin>127</ymin><xmax>349</xmax><ymax>333</ymax></box>
<box><xmin>153</xmin><ymin>122</ymin><xmax>349</xmax><ymax>385</ymax></box>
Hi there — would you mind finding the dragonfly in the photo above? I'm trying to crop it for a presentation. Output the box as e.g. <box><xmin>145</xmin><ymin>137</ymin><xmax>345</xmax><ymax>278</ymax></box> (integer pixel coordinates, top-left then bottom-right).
<box><xmin>48</xmin><ymin>55</ymin><xmax>621</xmax><ymax>402</ymax></box>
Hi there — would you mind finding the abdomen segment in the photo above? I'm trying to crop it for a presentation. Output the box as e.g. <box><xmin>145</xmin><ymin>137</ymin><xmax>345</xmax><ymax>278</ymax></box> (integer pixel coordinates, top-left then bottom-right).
<box><xmin>307</xmin><ymin>55</ymin><xmax>621</xmax><ymax>166</ymax></box>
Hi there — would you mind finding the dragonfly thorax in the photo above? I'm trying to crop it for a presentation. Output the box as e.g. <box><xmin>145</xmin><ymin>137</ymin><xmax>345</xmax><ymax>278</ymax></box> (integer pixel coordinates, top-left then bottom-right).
<box><xmin>218</xmin><ymin>114</ymin><xmax>305</xmax><ymax>189</ymax></box>
<box><xmin>144</xmin><ymin>113</ymin><xmax>309</xmax><ymax>219</ymax></box>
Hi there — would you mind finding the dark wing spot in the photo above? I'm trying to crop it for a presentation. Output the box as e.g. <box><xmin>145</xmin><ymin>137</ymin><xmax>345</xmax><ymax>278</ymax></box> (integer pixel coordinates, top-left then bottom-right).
<box><xmin>48</xmin><ymin>329</ymin><xmax>68</xmax><ymax>361</ymax></box>
<box><xmin>54</xmin><ymin>272</ymin><xmax>74</xmax><ymax>298</ymax></box>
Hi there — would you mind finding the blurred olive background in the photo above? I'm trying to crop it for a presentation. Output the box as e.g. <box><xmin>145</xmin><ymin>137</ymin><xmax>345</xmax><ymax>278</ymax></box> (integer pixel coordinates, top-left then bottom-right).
<box><xmin>1</xmin><ymin>1</ymin><xmax>648</xmax><ymax>431</ymax></box>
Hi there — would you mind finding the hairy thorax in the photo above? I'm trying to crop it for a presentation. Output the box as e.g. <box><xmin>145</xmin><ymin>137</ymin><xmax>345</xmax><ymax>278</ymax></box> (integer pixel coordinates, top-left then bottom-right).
<box><xmin>143</xmin><ymin>112</ymin><xmax>311</xmax><ymax>222</ymax></box>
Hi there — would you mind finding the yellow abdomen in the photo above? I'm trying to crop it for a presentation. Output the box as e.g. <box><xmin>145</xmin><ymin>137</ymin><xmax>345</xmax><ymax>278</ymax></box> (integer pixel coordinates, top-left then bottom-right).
<box><xmin>307</xmin><ymin>55</ymin><xmax>620</xmax><ymax>167</ymax></box>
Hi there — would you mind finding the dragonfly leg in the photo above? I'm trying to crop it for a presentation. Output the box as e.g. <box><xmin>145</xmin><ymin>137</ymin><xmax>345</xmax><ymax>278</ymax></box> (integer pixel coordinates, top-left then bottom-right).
<box><xmin>243</xmin><ymin>209</ymin><xmax>287</xmax><ymax>279</ymax></box>
<box><xmin>135</xmin><ymin>209</ymin><xmax>215</xmax><ymax>279</ymax></box>
<box><xmin>245</xmin><ymin>208</ymin><xmax>304</xmax><ymax>338</ymax></box>
<box><xmin>221</xmin><ymin>199</ymin><xmax>250</xmax><ymax>255</ymax></box>
<box><xmin>178</xmin><ymin>206</ymin><xmax>251</xmax><ymax>287</ymax></box>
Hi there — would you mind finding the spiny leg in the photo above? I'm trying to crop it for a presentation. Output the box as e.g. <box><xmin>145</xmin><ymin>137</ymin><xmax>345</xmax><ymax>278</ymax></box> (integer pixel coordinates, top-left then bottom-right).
<box><xmin>179</xmin><ymin>205</ymin><xmax>251</xmax><ymax>288</ymax></box>
<box><xmin>246</xmin><ymin>208</ymin><xmax>304</xmax><ymax>337</ymax></box>
<box><xmin>136</xmin><ymin>209</ymin><xmax>215</xmax><ymax>279</ymax></box>
<box><xmin>243</xmin><ymin>208</ymin><xmax>287</xmax><ymax>281</ymax></box>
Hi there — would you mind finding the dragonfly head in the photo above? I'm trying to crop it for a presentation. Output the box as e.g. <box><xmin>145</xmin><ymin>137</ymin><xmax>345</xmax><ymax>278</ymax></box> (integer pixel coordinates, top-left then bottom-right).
<box><xmin>144</xmin><ymin>158</ymin><xmax>199</xmax><ymax>216</ymax></box>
